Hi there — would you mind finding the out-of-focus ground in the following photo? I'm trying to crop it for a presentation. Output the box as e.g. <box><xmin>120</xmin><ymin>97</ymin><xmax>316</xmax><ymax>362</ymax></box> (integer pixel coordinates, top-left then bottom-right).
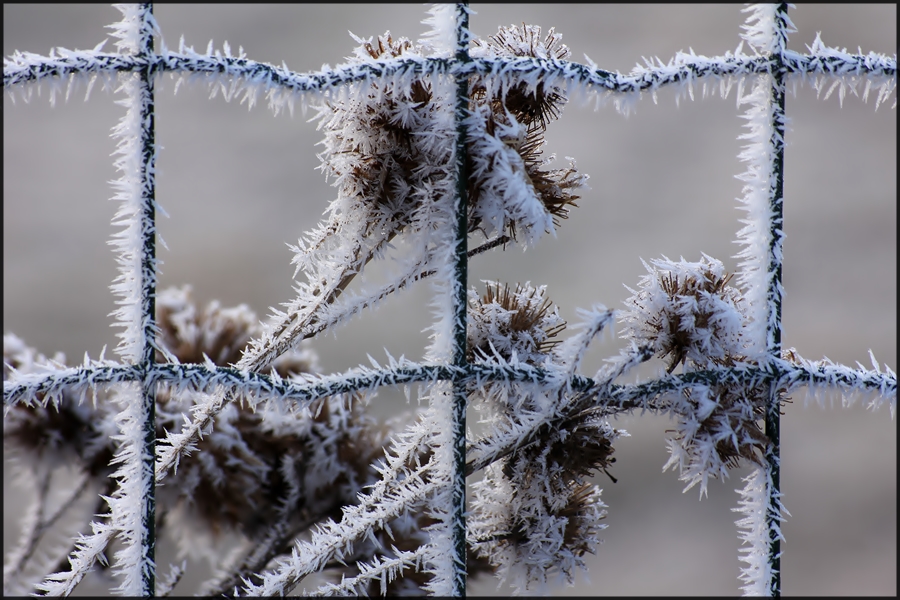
<box><xmin>4</xmin><ymin>4</ymin><xmax>895</xmax><ymax>596</ymax></box>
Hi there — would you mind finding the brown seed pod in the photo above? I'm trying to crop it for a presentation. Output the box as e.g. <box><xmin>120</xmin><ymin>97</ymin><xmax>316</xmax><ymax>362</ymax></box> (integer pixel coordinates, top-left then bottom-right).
<box><xmin>468</xmin><ymin>24</ymin><xmax>586</xmax><ymax>239</ymax></box>
<box><xmin>467</xmin><ymin>282</ymin><xmax>565</xmax><ymax>365</ymax></box>
<box><xmin>621</xmin><ymin>255</ymin><xmax>748</xmax><ymax>374</ymax></box>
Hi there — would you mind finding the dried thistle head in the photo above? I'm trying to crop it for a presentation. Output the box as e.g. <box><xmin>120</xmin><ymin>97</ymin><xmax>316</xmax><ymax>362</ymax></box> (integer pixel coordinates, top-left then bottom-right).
<box><xmin>663</xmin><ymin>384</ymin><xmax>770</xmax><ymax>497</ymax></box>
<box><xmin>483</xmin><ymin>23</ymin><xmax>570</xmax><ymax>62</ymax></box>
<box><xmin>505</xmin><ymin>416</ymin><xmax>622</xmax><ymax>487</ymax></box>
<box><xmin>311</xmin><ymin>22</ymin><xmax>587</xmax><ymax>263</ymax></box>
<box><xmin>359</xmin><ymin>31</ymin><xmax>432</xmax><ymax>108</ymax></box>
<box><xmin>469</xmin><ymin>461</ymin><xmax>609</xmax><ymax>592</ymax></box>
<box><xmin>519</xmin><ymin>150</ymin><xmax>583</xmax><ymax>229</ymax></box>
<box><xmin>467</xmin><ymin>24</ymin><xmax>587</xmax><ymax>242</ymax></box>
<box><xmin>360</xmin><ymin>31</ymin><xmax>413</xmax><ymax>60</ymax></box>
<box><xmin>501</xmin><ymin>482</ymin><xmax>608</xmax><ymax>565</ymax></box>
<box><xmin>472</xmin><ymin>24</ymin><xmax>570</xmax><ymax>131</ymax></box>
<box><xmin>156</xmin><ymin>285</ymin><xmax>257</xmax><ymax>367</ymax></box>
<box><xmin>150</xmin><ymin>287</ymin><xmax>384</xmax><ymax>545</ymax></box>
<box><xmin>620</xmin><ymin>254</ymin><xmax>748</xmax><ymax>374</ymax></box>
<box><xmin>467</xmin><ymin>412</ymin><xmax>621</xmax><ymax>591</ymax></box>
<box><xmin>6</xmin><ymin>290</ymin><xmax>387</xmax><ymax>559</ymax></box>
<box><xmin>159</xmin><ymin>387</ymin><xmax>383</xmax><ymax>547</ymax></box>
<box><xmin>316</xmin><ymin>29</ymin><xmax>438</xmax><ymax>241</ymax></box>
<box><xmin>467</xmin><ymin>281</ymin><xmax>565</xmax><ymax>365</ymax></box>
<box><xmin>559</xmin><ymin>483</ymin><xmax>608</xmax><ymax>557</ymax></box>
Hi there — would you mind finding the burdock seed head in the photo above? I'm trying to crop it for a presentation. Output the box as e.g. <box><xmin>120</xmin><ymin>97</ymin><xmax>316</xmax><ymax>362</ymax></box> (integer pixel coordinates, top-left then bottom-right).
<box><xmin>467</xmin><ymin>281</ymin><xmax>565</xmax><ymax>365</ymax></box>
<box><xmin>619</xmin><ymin>254</ymin><xmax>748</xmax><ymax>374</ymax></box>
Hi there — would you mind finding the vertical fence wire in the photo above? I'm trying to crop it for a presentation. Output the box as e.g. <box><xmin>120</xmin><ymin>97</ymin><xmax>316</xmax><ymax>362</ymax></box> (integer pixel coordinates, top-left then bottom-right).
<box><xmin>765</xmin><ymin>3</ymin><xmax>789</xmax><ymax>597</ymax></box>
<box><xmin>451</xmin><ymin>3</ymin><xmax>471</xmax><ymax>595</ymax></box>
<box><xmin>136</xmin><ymin>3</ymin><xmax>157</xmax><ymax>594</ymax></box>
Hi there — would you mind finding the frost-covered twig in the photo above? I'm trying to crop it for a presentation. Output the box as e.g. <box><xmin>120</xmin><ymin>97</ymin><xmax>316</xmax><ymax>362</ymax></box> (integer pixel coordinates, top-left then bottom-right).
<box><xmin>310</xmin><ymin>546</ymin><xmax>429</xmax><ymax>597</ymax></box>
<box><xmin>2</xmin><ymin>469</ymin><xmax>52</xmax><ymax>595</ymax></box>
<box><xmin>237</xmin><ymin>425</ymin><xmax>439</xmax><ymax>596</ymax></box>
<box><xmin>32</xmin><ymin>522</ymin><xmax>116</xmax><ymax>597</ymax></box>
<box><xmin>2</xmin><ymin>471</ymin><xmax>91</xmax><ymax>595</ymax></box>
<box><xmin>155</xmin><ymin>560</ymin><xmax>186</xmax><ymax>598</ymax></box>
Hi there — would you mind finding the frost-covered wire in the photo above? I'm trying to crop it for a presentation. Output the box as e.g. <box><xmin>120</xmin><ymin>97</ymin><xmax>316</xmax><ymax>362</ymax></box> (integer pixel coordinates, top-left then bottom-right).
<box><xmin>103</xmin><ymin>4</ymin><xmax>160</xmax><ymax>595</ymax></box>
<box><xmin>6</xmin><ymin>22</ymin><xmax>894</xmax><ymax>114</ymax></box>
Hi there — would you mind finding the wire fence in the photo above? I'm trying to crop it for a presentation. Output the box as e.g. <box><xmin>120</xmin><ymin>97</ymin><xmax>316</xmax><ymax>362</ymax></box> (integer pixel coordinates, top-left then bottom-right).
<box><xmin>3</xmin><ymin>3</ymin><xmax>896</xmax><ymax>596</ymax></box>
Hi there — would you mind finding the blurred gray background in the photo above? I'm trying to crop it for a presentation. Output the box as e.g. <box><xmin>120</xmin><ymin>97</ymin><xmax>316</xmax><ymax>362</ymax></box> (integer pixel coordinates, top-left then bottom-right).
<box><xmin>4</xmin><ymin>4</ymin><xmax>895</xmax><ymax>596</ymax></box>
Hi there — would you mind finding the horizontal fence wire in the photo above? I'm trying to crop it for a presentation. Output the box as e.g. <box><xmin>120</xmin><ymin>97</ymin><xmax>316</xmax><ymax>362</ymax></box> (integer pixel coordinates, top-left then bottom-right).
<box><xmin>5</xmin><ymin>52</ymin><xmax>897</xmax><ymax>97</ymax></box>
<box><xmin>5</xmin><ymin>359</ymin><xmax>893</xmax><ymax>430</ymax></box>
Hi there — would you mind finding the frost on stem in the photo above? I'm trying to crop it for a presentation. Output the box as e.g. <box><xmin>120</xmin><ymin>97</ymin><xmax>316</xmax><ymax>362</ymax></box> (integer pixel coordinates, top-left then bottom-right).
<box><xmin>3</xmin><ymin>288</ymin><xmax>415</xmax><ymax>592</ymax></box>
<box><xmin>620</xmin><ymin>255</ymin><xmax>771</xmax><ymax>497</ymax></box>
<box><xmin>465</xmin><ymin>281</ymin><xmax>625</xmax><ymax>593</ymax></box>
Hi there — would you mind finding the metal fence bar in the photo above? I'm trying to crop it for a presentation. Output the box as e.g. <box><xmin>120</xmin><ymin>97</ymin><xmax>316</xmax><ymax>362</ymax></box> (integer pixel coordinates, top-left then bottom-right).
<box><xmin>451</xmin><ymin>3</ymin><xmax>471</xmax><ymax>595</ymax></box>
<box><xmin>764</xmin><ymin>4</ymin><xmax>790</xmax><ymax>596</ymax></box>
<box><xmin>6</xmin><ymin>52</ymin><xmax>896</xmax><ymax>98</ymax></box>
<box><xmin>5</xmin><ymin>358</ymin><xmax>892</xmax><ymax>420</ymax></box>
<box><xmin>136</xmin><ymin>3</ymin><xmax>158</xmax><ymax>595</ymax></box>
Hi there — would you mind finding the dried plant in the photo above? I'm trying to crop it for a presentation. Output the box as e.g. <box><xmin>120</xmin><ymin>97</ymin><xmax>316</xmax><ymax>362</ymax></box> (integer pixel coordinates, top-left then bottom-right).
<box><xmin>467</xmin><ymin>281</ymin><xmax>566</xmax><ymax>365</ymax></box>
<box><xmin>3</xmin><ymin>3</ymin><xmax>895</xmax><ymax>597</ymax></box>
<box><xmin>620</xmin><ymin>254</ymin><xmax>748</xmax><ymax>374</ymax></box>
<box><xmin>468</xmin><ymin>24</ymin><xmax>585</xmax><ymax>239</ymax></box>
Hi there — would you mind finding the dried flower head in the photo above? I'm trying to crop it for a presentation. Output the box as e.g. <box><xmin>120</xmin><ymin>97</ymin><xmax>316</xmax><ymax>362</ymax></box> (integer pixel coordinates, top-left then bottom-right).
<box><xmin>468</xmin><ymin>24</ymin><xmax>587</xmax><ymax>241</ymax></box>
<box><xmin>467</xmin><ymin>281</ymin><xmax>565</xmax><ymax>365</ymax></box>
<box><xmin>313</xmin><ymin>26</ymin><xmax>586</xmax><ymax>250</ymax></box>
<box><xmin>558</xmin><ymin>483</ymin><xmax>608</xmax><ymax>557</ymax></box>
<box><xmin>315</xmin><ymin>32</ymin><xmax>442</xmax><ymax>238</ymax></box>
<box><xmin>469</xmin><ymin>461</ymin><xmax>609</xmax><ymax>593</ymax></box>
<box><xmin>663</xmin><ymin>384</ymin><xmax>769</xmax><ymax>497</ymax></box>
<box><xmin>510</xmin><ymin>415</ymin><xmax>621</xmax><ymax>485</ymax></box>
<box><xmin>620</xmin><ymin>254</ymin><xmax>748</xmax><ymax>373</ymax></box>
<box><xmin>472</xmin><ymin>24</ymin><xmax>570</xmax><ymax>131</ymax></box>
<box><xmin>155</xmin><ymin>285</ymin><xmax>316</xmax><ymax>376</ymax></box>
<box><xmin>150</xmin><ymin>287</ymin><xmax>384</xmax><ymax>549</ymax></box>
<box><xmin>468</xmin><ymin>410</ymin><xmax>624</xmax><ymax>592</ymax></box>
<box><xmin>5</xmin><ymin>289</ymin><xmax>387</xmax><ymax>560</ymax></box>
